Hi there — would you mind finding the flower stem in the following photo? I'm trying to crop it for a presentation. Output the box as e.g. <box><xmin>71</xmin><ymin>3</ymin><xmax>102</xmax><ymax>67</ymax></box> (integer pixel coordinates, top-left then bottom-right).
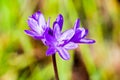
<box><xmin>52</xmin><ymin>54</ymin><xmax>59</xmax><ymax>80</ymax></box>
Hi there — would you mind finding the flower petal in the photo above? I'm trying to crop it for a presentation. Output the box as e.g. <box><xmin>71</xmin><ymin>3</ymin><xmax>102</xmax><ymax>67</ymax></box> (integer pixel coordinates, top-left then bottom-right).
<box><xmin>74</xmin><ymin>19</ymin><xmax>80</xmax><ymax>29</ymax></box>
<box><xmin>79</xmin><ymin>39</ymin><xmax>96</xmax><ymax>44</ymax></box>
<box><xmin>24</xmin><ymin>30</ymin><xmax>42</xmax><ymax>39</ymax></box>
<box><xmin>47</xmin><ymin>18</ymin><xmax>50</xmax><ymax>27</ymax></box>
<box><xmin>38</xmin><ymin>12</ymin><xmax>46</xmax><ymax>28</ymax></box>
<box><xmin>46</xmin><ymin>47</ymin><xmax>56</xmax><ymax>56</ymax></box>
<box><xmin>70</xmin><ymin>29</ymin><xmax>82</xmax><ymax>42</ymax></box>
<box><xmin>53</xmin><ymin>14</ymin><xmax>63</xmax><ymax>31</ymax></box>
<box><xmin>27</xmin><ymin>18</ymin><xmax>38</xmax><ymax>31</ymax></box>
<box><xmin>34</xmin><ymin>36</ymin><xmax>43</xmax><ymax>39</ymax></box>
<box><xmin>60</xmin><ymin>29</ymin><xmax>75</xmax><ymax>41</ymax></box>
<box><xmin>44</xmin><ymin>31</ymin><xmax>56</xmax><ymax>46</ymax></box>
<box><xmin>53</xmin><ymin>23</ymin><xmax>61</xmax><ymax>39</ymax></box>
<box><xmin>64</xmin><ymin>42</ymin><xmax>78</xmax><ymax>50</ymax></box>
<box><xmin>78</xmin><ymin>28</ymin><xmax>88</xmax><ymax>38</ymax></box>
<box><xmin>32</xmin><ymin>11</ymin><xmax>41</xmax><ymax>20</ymax></box>
<box><xmin>28</xmin><ymin>11</ymin><xmax>47</xmax><ymax>34</ymax></box>
<box><xmin>57</xmin><ymin>47</ymin><xmax>70</xmax><ymax>60</ymax></box>
<box><xmin>24</xmin><ymin>30</ymin><xmax>37</xmax><ymax>36</ymax></box>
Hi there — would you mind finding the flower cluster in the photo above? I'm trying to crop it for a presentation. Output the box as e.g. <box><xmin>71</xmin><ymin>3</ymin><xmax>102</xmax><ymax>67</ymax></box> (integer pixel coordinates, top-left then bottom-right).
<box><xmin>24</xmin><ymin>11</ymin><xmax>95</xmax><ymax>60</ymax></box>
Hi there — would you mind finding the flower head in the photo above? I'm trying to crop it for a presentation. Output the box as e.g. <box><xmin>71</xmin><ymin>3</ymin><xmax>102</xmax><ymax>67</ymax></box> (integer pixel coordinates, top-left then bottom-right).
<box><xmin>24</xmin><ymin>11</ymin><xmax>95</xmax><ymax>60</ymax></box>
<box><xmin>44</xmin><ymin>15</ymin><xmax>78</xmax><ymax>60</ymax></box>
<box><xmin>24</xmin><ymin>11</ymin><xmax>49</xmax><ymax>39</ymax></box>
<box><xmin>70</xmin><ymin>19</ymin><xmax>95</xmax><ymax>44</ymax></box>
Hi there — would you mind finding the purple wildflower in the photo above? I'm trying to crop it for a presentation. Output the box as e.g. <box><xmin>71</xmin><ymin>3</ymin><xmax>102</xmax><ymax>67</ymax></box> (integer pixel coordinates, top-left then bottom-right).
<box><xmin>24</xmin><ymin>11</ymin><xmax>49</xmax><ymax>39</ymax></box>
<box><xmin>45</xmin><ymin>17</ymin><xmax>78</xmax><ymax>60</ymax></box>
<box><xmin>24</xmin><ymin>11</ymin><xmax>95</xmax><ymax>60</ymax></box>
<box><xmin>53</xmin><ymin>14</ymin><xmax>63</xmax><ymax>31</ymax></box>
<box><xmin>70</xmin><ymin>19</ymin><xmax>95</xmax><ymax>44</ymax></box>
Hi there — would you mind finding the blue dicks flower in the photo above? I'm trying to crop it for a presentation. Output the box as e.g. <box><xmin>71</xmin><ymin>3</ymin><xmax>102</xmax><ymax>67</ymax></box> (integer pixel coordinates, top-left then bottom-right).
<box><xmin>45</xmin><ymin>15</ymin><xmax>78</xmax><ymax>60</ymax></box>
<box><xmin>70</xmin><ymin>19</ymin><xmax>95</xmax><ymax>44</ymax></box>
<box><xmin>24</xmin><ymin>11</ymin><xmax>95</xmax><ymax>60</ymax></box>
<box><xmin>24</xmin><ymin>11</ymin><xmax>49</xmax><ymax>39</ymax></box>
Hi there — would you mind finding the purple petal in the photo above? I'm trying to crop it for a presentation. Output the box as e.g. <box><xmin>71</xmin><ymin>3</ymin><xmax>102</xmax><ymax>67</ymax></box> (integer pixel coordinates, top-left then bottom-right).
<box><xmin>24</xmin><ymin>30</ymin><xmax>42</xmax><ymax>39</ymax></box>
<box><xmin>70</xmin><ymin>28</ymin><xmax>89</xmax><ymax>43</ymax></box>
<box><xmin>60</xmin><ymin>29</ymin><xmax>75</xmax><ymax>41</ymax></box>
<box><xmin>27</xmin><ymin>18</ymin><xmax>38</xmax><ymax>31</ymax></box>
<box><xmin>64</xmin><ymin>42</ymin><xmax>78</xmax><ymax>50</ymax></box>
<box><xmin>78</xmin><ymin>28</ymin><xmax>88</xmax><ymax>38</ymax></box>
<box><xmin>32</xmin><ymin>11</ymin><xmax>41</xmax><ymax>20</ymax></box>
<box><xmin>57</xmin><ymin>47</ymin><xmax>70</xmax><ymax>60</ymax></box>
<box><xmin>46</xmin><ymin>47</ymin><xmax>56</xmax><ymax>56</ymax></box>
<box><xmin>70</xmin><ymin>29</ymin><xmax>82</xmax><ymax>42</ymax></box>
<box><xmin>53</xmin><ymin>23</ymin><xmax>61</xmax><ymax>39</ymax></box>
<box><xmin>53</xmin><ymin>14</ymin><xmax>63</xmax><ymax>31</ymax></box>
<box><xmin>45</xmin><ymin>34</ymin><xmax>54</xmax><ymax>43</ymax></box>
<box><xmin>44</xmin><ymin>31</ymin><xmax>56</xmax><ymax>46</ymax></box>
<box><xmin>38</xmin><ymin>12</ymin><xmax>46</xmax><ymax>28</ymax></box>
<box><xmin>74</xmin><ymin>19</ymin><xmax>80</xmax><ymax>29</ymax></box>
<box><xmin>47</xmin><ymin>27</ymin><xmax>53</xmax><ymax>35</ymax></box>
<box><xmin>47</xmin><ymin>18</ymin><xmax>50</xmax><ymax>27</ymax></box>
<box><xmin>79</xmin><ymin>39</ymin><xmax>96</xmax><ymax>44</ymax></box>
<box><xmin>28</xmin><ymin>11</ymin><xmax>47</xmax><ymax>33</ymax></box>
<box><xmin>34</xmin><ymin>36</ymin><xmax>43</xmax><ymax>39</ymax></box>
<box><xmin>24</xmin><ymin>30</ymin><xmax>37</xmax><ymax>36</ymax></box>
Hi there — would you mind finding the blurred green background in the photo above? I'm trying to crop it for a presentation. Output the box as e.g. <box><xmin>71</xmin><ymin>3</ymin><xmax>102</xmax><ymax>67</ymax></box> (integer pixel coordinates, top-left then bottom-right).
<box><xmin>0</xmin><ymin>0</ymin><xmax>120</xmax><ymax>80</ymax></box>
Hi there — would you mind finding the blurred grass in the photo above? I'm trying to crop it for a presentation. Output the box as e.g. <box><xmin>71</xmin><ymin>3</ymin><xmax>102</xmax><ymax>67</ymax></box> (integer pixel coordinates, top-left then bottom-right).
<box><xmin>0</xmin><ymin>0</ymin><xmax>120</xmax><ymax>80</ymax></box>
